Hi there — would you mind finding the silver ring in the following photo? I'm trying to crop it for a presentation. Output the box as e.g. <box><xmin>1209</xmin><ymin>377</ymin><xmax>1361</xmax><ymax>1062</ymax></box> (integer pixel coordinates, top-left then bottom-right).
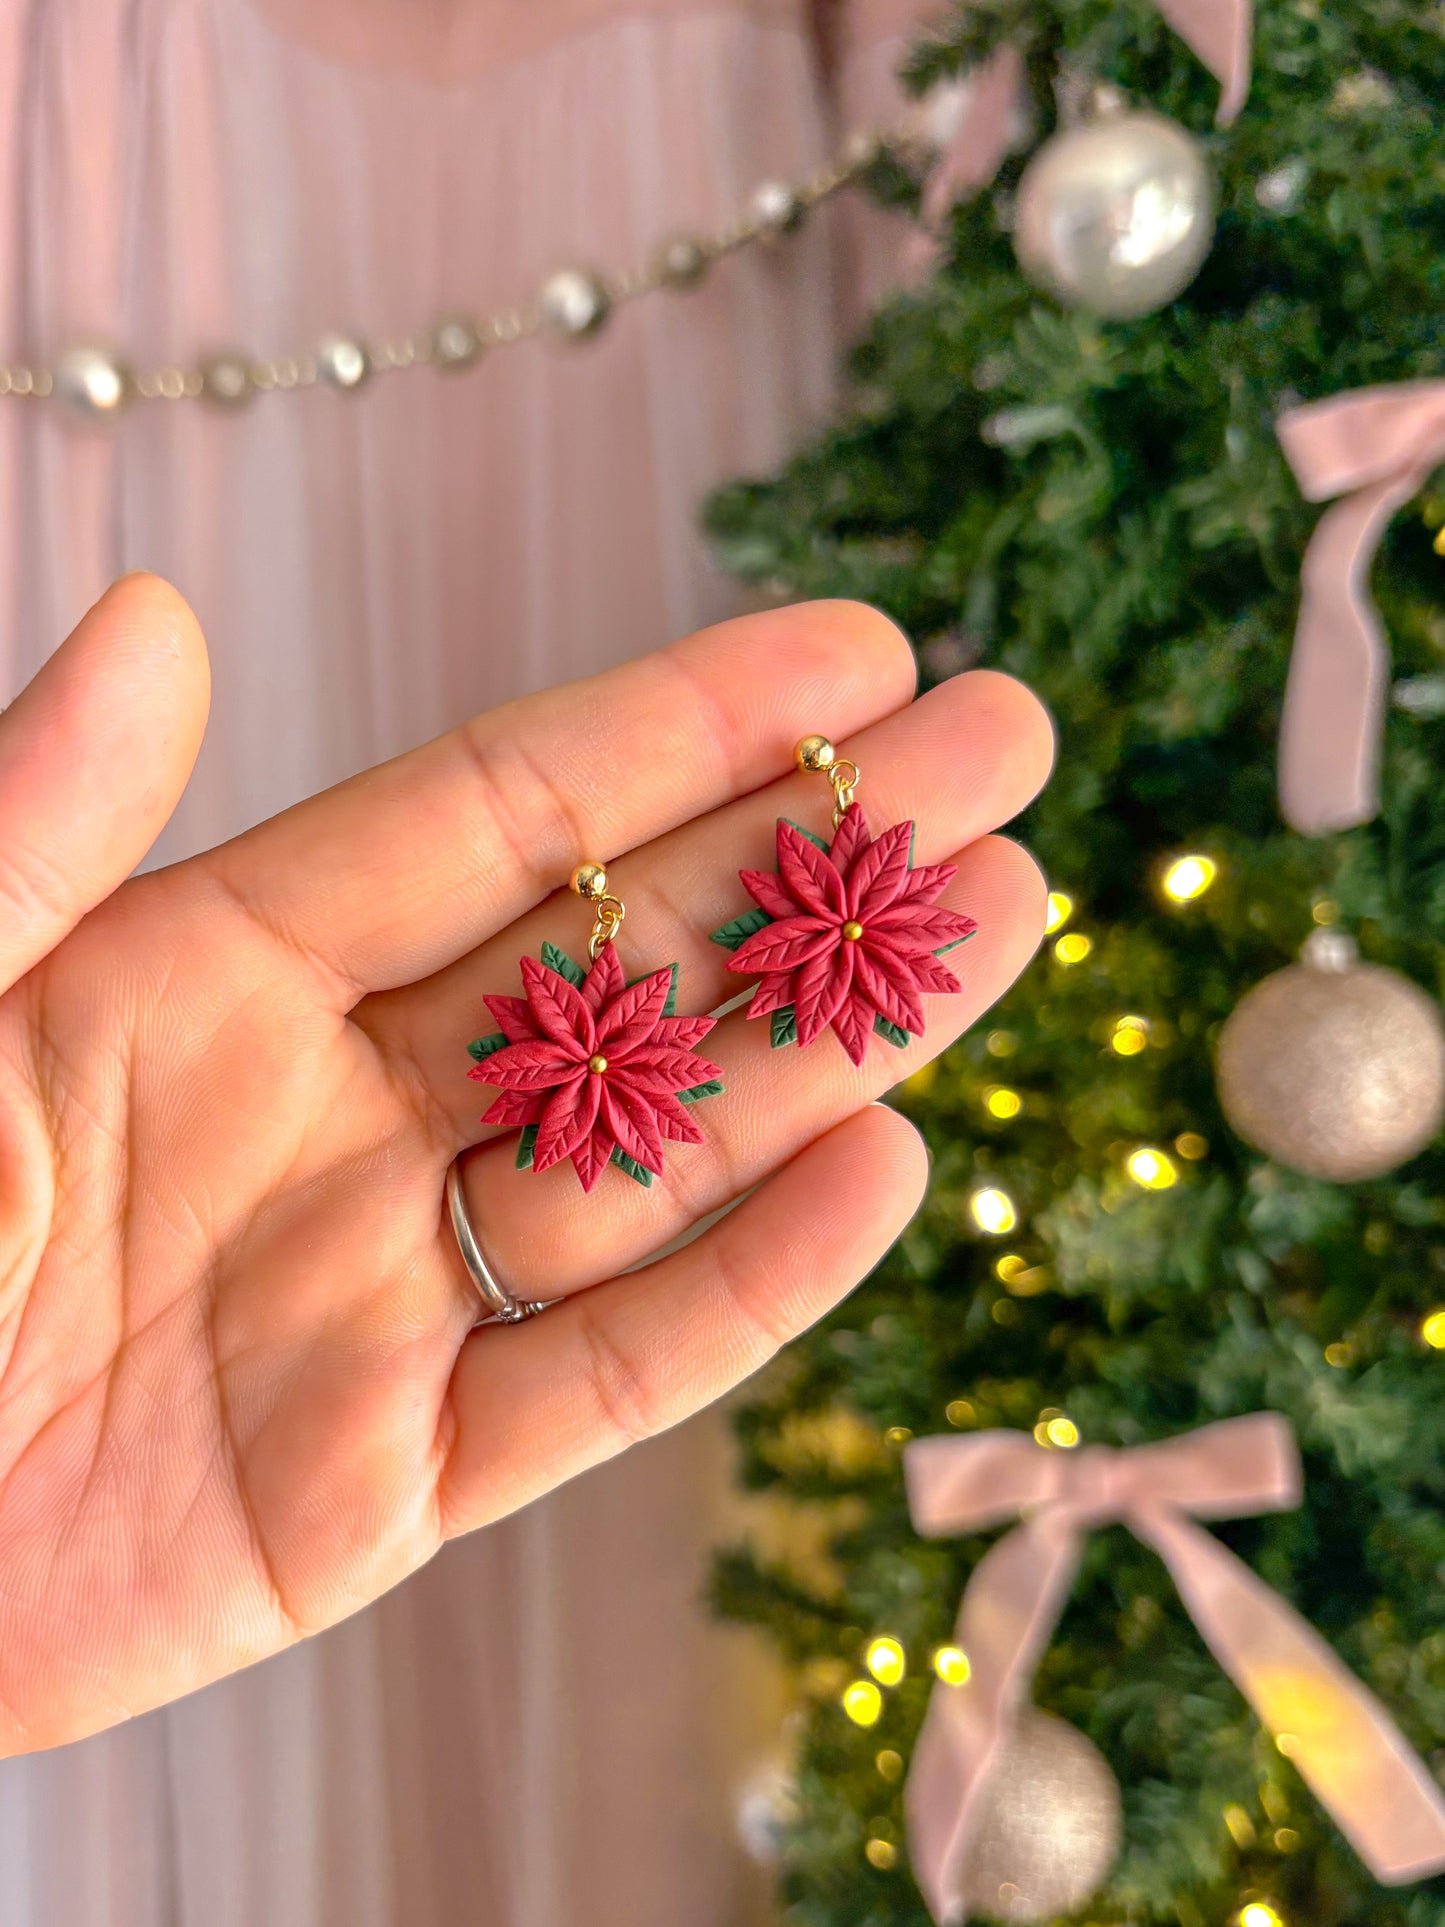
<box><xmin>446</xmin><ymin>1162</ymin><xmax>550</xmax><ymax>1324</ymax></box>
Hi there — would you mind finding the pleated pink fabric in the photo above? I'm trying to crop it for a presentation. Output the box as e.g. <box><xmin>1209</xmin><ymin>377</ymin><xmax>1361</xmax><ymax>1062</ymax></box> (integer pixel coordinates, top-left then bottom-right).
<box><xmin>0</xmin><ymin>3</ymin><xmax>924</xmax><ymax>1922</ymax></box>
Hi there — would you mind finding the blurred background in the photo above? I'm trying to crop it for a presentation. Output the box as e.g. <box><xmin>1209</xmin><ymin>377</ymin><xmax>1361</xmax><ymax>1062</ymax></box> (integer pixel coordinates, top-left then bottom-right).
<box><xmin>5</xmin><ymin>3</ymin><xmax>1445</xmax><ymax>1925</ymax></box>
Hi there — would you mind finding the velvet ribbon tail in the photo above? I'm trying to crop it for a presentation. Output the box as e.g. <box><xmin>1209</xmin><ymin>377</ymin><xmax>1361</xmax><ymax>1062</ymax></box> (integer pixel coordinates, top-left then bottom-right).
<box><xmin>902</xmin><ymin>1416</ymin><xmax>1445</xmax><ymax>1925</ymax></box>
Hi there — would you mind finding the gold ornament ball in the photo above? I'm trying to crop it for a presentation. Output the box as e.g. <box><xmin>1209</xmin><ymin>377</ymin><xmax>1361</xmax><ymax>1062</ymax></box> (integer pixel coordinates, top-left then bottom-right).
<box><xmin>957</xmin><ymin>1710</ymin><xmax>1122</xmax><ymax>1924</ymax></box>
<box><xmin>794</xmin><ymin>734</ymin><xmax>836</xmax><ymax>774</ymax></box>
<box><xmin>1217</xmin><ymin>935</ymin><xmax>1445</xmax><ymax>1182</ymax></box>
<box><xmin>570</xmin><ymin>861</ymin><xmax>609</xmax><ymax>901</ymax></box>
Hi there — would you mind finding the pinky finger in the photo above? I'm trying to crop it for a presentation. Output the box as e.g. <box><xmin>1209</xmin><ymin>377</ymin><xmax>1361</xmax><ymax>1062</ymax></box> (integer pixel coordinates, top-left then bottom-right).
<box><xmin>437</xmin><ymin>1102</ymin><xmax>929</xmax><ymax>1538</ymax></box>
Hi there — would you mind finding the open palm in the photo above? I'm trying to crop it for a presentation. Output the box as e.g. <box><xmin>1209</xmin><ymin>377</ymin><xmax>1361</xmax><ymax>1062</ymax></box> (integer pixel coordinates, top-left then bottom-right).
<box><xmin>0</xmin><ymin>576</ymin><xmax>1051</xmax><ymax>1755</ymax></box>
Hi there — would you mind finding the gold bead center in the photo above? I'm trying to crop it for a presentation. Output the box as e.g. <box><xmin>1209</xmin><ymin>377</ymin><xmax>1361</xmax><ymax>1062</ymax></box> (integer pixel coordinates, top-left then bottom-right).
<box><xmin>588</xmin><ymin>1054</ymin><xmax>609</xmax><ymax>1075</ymax></box>
<box><xmin>842</xmin><ymin>921</ymin><xmax>864</xmax><ymax>942</ymax></box>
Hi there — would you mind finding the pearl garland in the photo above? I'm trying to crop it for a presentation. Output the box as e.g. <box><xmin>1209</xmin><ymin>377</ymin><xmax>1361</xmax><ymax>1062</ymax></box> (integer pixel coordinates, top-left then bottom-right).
<box><xmin>9</xmin><ymin>125</ymin><xmax>901</xmax><ymax>426</ymax></box>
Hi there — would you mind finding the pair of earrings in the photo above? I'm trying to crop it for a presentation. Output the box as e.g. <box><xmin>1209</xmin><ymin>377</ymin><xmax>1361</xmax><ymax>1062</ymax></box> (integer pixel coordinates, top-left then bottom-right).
<box><xmin>467</xmin><ymin>736</ymin><xmax>978</xmax><ymax>1193</ymax></box>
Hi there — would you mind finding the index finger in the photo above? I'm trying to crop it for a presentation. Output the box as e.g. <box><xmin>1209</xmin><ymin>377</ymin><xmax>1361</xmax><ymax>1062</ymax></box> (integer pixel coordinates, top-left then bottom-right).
<box><xmin>197</xmin><ymin>601</ymin><xmax>915</xmax><ymax>1001</ymax></box>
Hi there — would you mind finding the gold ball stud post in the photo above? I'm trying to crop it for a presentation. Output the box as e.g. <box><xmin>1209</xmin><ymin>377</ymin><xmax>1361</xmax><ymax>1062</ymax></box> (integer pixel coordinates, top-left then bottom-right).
<box><xmin>794</xmin><ymin>734</ymin><xmax>836</xmax><ymax>775</ymax></box>
<box><xmin>570</xmin><ymin>860</ymin><xmax>609</xmax><ymax>901</ymax></box>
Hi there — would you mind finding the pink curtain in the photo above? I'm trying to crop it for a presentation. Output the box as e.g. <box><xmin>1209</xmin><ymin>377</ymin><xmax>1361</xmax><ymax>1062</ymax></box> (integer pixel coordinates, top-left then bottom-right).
<box><xmin>0</xmin><ymin>3</ymin><xmax>928</xmax><ymax>1921</ymax></box>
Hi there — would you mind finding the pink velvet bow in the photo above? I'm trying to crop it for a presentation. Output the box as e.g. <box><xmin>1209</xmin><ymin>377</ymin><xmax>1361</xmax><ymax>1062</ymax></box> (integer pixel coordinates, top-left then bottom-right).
<box><xmin>1276</xmin><ymin>383</ymin><xmax>1445</xmax><ymax>834</ymax></box>
<box><xmin>913</xmin><ymin>0</ymin><xmax>1251</xmax><ymax>260</ymax></box>
<box><xmin>903</xmin><ymin>1415</ymin><xmax>1445</xmax><ymax>1925</ymax></box>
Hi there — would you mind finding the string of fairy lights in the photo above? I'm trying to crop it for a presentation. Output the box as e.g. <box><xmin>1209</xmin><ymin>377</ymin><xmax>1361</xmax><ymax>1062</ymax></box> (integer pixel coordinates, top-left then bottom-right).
<box><xmin>817</xmin><ymin>845</ymin><xmax>1444</xmax><ymax>1927</ymax></box>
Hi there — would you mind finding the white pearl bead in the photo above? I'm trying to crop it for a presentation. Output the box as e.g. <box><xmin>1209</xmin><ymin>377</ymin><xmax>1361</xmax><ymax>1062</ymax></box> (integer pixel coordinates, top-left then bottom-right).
<box><xmin>431</xmin><ymin>316</ymin><xmax>483</xmax><ymax>369</ymax></box>
<box><xmin>537</xmin><ymin>270</ymin><xmax>612</xmax><ymax>342</ymax></box>
<box><xmin>316</xmin><ymin>333</ymin><xmax>370</xmax><ymax>389</ymax></box>
<box><xmin>653</xmin><ymin>235</ymin><xmax>709</xmax><ymax>291</ymax></box>
<box><xmin>749</xmin><ymin>181</ymin><xmax>804</xmax><ymax>239</ymax></box>
<box><xmin>200</xmin><ymin>353</ymin><xmax>253</xmax><ymax>407</ymax></box>
<box><xmin>53</xmin><ymin>344</ymin><xmax>132</xmax><ymax>422</ymax></box>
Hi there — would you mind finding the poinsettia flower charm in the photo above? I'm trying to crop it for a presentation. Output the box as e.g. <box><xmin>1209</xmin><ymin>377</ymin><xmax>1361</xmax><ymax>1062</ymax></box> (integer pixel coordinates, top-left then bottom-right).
<box><xmin>469</xmin><ymin>863</ymin><xmax>723</xmax><ymax>1194</ymax></box>
<box><xmin>711</xmin><ymin>739</ymin><xmax>976</xmax><ymax>1067</ymax></box>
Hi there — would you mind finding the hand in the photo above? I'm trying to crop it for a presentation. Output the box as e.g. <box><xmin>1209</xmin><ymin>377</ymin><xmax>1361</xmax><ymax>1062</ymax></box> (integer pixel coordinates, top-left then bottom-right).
<box><xmin>0</xmin><ymin>576</ymin><xmax>1052</xmax><ymax>1754</ymax></box>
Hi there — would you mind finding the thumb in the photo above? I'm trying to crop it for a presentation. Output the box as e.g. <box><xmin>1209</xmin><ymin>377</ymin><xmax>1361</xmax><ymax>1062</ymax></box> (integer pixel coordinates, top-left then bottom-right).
<box><xmin>0</xmin><ymin>572</ymin><xmax>210</xmax><ymax>993</ymax></box>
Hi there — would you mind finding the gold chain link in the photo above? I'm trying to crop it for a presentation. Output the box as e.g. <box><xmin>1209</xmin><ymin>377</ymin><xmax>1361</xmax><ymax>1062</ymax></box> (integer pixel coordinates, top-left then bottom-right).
<box><xmin>588</xmin><ymin>895</ymin><xmax>626</xmax><ymax>961</ymax></box>
<box><xmin>828</xmin><ymin>759</ymin><xmax>860</xmax><ymax>828</ymax></box>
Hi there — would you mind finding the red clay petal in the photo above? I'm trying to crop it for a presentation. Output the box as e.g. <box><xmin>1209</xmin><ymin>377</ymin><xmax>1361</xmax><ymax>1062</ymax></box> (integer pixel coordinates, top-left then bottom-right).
<box><xmin>482</xmin><ymin>1036</ymin><xmax>583</xmax><ymax>1091</ymax></box>
<box><xmin>600</xmin><ymin>1080</ymin><xmax>665</xmax><ymax>1173</ymax></box>
<box><xmin>652</xmin><ymin>1013</ymin><xmax>717</xmax><ymax>1051</ymax></box>
<box><xmin>481</xmin><ymin>993</ymin><xmax>539</xmax><ymax>1045</ymax></box>
<box><xmin>729</xmin><ymin>914</ymin><xmax>837</xmax><ymax>975</ymax></box>
<box><xmin>897</xmin><ymin>949</ymin><xmax>967</xmax><ymax>996</ymax></box>
<box><xmin>481</xmin><ymin>1087</ymin><xmax>549</xmax><ymax>1128</ymax></box>
<box><xmin>853</xmin><ymin>945</ymin><xmax>926</xmax><ymax>1034</ymax></box>
<box><xmin>582</xmin><ymin>943</ymin><xmax>625</xmax><ymax>1012</ymax></box>
<box><xmin>571</xmin><ymin>1127</ymin><xmax>615</xmax><ymax>1192</ymax></box>
<box><xmin>746</xmin><ymin>973</ymin><xmax>797</xmax><ymax>1019</ymax></box>
<box><xmin>892</xmin><ymin>859</ymin><xmax>959</xmax><ymax>907</ymax></box>
<box><xmin>532</xmin><ymin>1071</ymin><xmax>601</xmax><ymax>1173</ymax></box>
<box><xmin>776</xmin><ymin>819</ymin><xmax>846</xmax><ymax>919</ymax></box>
<box><xmin>827</xmin><ymin>804</ymin><xmax>872</xmax><ymax>880</ymax></box>
<box><xmin>794</xmin><ymin>938</ymin><xmax>855</xmax><ymax>1047</ymax></box>
<box><xmin>595</xmin><ymin>964</ymin><xmax>673</xmax><ymax>1052</ymax></box>
<box><xmin>867</xmin><ymin>903</ymin><xmax>977</xmax><ymax>951</ymax></box>
<box><xmin>650</xmin><ymin>1090</ymin><xmax>707</xmax><ymax>1144</ymax></box>
<box><xmin>848</xmin><ymin>820</ymin><xmax>914</xmax><ymax>919</ymax></box>
<box><xmin>616</xmin><ymin>1047</ymin><xmax>724</xmax><ymax>1095</ymax></box>
<box><xmin>739</xmin><ymin>868</ymin><xmax>797</xmax><ymax>920</ymax></box>
<box><xmin>521</xmin><ymin>953</ymin><xmax>596</xmax><ymax>1053</ymax></box>
<box><xmin>832</xmin><ymin>988</ymin><xmax>874</xmax><ymax>1066</ymax></box>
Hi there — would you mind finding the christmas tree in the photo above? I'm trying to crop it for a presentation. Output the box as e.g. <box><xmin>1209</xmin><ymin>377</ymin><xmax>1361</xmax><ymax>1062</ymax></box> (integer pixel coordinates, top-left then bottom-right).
<box><xmin>707</xmin><ymin>3</ymin><xmax>1445</xmax><ymax>1923</ymax></box>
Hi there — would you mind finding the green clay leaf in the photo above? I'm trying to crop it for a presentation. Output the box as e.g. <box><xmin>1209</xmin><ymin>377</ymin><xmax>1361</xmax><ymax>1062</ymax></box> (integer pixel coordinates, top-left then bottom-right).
<box><xmin>676</xmin><ymin>1079</ymin><xmax>725</xmax><ymax>1103</ymax></box>
<box><xmin>467</xmin><ymin>1032</ymin><xmax>510</xmax><ymax>1063</ymax></box>
<box><xmin>771</xmin><ymin>1005</ymin><xmax>798</xmax><ymax>1049</ymax></box>
<box><xmin>935</xmin><ymin>931</ymin><xmax>978</xmax><ymax>956</ymax></box>
<box><xmin>610</xmin><ymin>1147</ymin><xmax>655</xmax><ymax>1187</ymax></box>
<box><xmin>710</xmin><ymin>907</ymin><xmax>773</xmax><ymax>951</ymax></box>
<box><xmin>874</xmin><ymin>1016</ymin><xmax>912</xmax><ymax>1049</ymax></box>
<box><xmin>515</xmin><ymin>1123</ymin><xmax>540</xmax><ymax>1170</ymax></box>
<box><xmin>540</xmin><ymin>942</ymin><xmax>586</xmax><ymax>988</ymax></box>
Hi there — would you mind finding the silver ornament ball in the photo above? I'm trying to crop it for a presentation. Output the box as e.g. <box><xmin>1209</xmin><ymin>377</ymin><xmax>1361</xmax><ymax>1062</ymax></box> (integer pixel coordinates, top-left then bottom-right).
<box><xmin>538</xmin><ymin>269</ymin><xmax>612</xmax><ymax>342</ymax></box>
<box><xmin>958</xmin><ymin>1710</ymin><xmax>1122</xmax><ymax>1923</ymax></box>
<box><xmin>1013</xmin><ymin>111</ymin><xmax>1215</xmax><ymax>319</ymax></box>
<box><xmin>54</xmin><ymin>344</ymin><xmax>133</xmax><ymax>422</ymax></box>
<box><xmin>1217</xmin><ymin>933</ymin><xmax>1445</xmax><ymax>1183</ymax></box>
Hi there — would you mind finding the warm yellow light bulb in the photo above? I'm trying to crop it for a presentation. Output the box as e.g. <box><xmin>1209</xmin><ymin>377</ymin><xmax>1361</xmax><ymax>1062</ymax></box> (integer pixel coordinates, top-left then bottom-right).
<box><xmin>1422</xmin><ymin>1309</ymin><xmax>1445</xmax><ymax>1350</ymax></box>
<box><xmin>842</xmin><ymin>1680</ymin><xmax>883</xmax><ymax>1727</ymax></box>
<box><xmin>985</xmin><ymin>1086</ymin><xmax>1022</xmax><ymax>1119</ymax></box>
<box><xmin>865</xmin><ymin>1838</ymin><xmax>898</xmax><ymax>1870</ymax></box>
<box><xmin>1045</xmin><ymin>1416</ymin><xmax>1080</xmax><ymax>1449</ymax></box>
<box><xmin>1054</xmin><ymin>932</ymin><xmax>1092</xmax><ymax>965</ymax></box>
<box><xmin>1163</xmin><ymin>854</ymin><xmax>1218</xmax><ymax>902</ymax></box>
<box><xmin>1111</xmin><ymin>1014</ymin><xmax>1149</xmax><ymax>1056</ymax></box>
<box><xmin>866</xmin><ymin>1637</ymin><xmax>906</xmax><ymax>1687</ymax></box>
<box><xmin>1239</xmin><ymin>1905</ymin><xmax>1283</xmax><ymax>1927</ymax></box>
<box><xmin>1044</xmin><ymin>890</ymin><xmax>1074</xmax><ymax>934</ymax></box>
<box><xmin>995</xmin><ymin>1253</ymin><xmax>1027</xmax><ymax>1282</ymax></box>
<box><xmin>1127</xmin><ymin>1146</ymin><xmax>1178</xmax><ymax>1190</ymax></box>
<box><xmin>969</xmin><ymin>1187</ymin><xmax>1018</xmax><ymax>1235</ymax></box>
<box><xmin>1175</xmin><ymin>1132</ymin><xmax>1209</xmax><ymax>1160</ymax></box>
<box><xmin>933</xmin><ymin>1645</ymin><xmax>971</xmax><ymax>1685</ymax></box>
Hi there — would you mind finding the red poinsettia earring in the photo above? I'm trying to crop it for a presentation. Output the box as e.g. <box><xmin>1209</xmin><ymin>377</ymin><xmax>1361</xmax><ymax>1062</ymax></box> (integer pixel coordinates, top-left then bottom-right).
<box><xmin>469</xmin><ymin>861</ymin><xmax>724</xmax><ymax>1193</ymax></box>
<box><xmin>711</xmin><ymin>735</ymin><xmax>977</xmax><ymax>1067</ymax></box>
